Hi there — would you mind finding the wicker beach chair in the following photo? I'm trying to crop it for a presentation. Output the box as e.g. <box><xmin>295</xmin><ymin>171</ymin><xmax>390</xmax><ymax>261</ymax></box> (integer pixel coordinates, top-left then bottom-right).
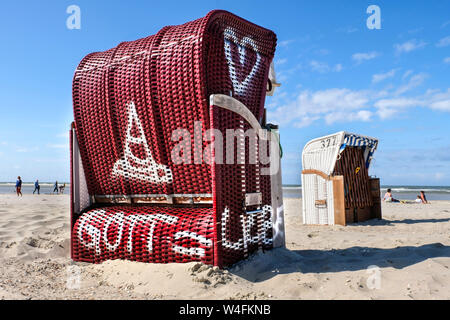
<box><xmin>70</xmin><ymin>10</ymin><xmax>284</xmax><ymax>267</ymax></box>
<box><xmin>301</xmin><ymin>132</ymin><xmax>381</xmax><ymax>226</ymax></box>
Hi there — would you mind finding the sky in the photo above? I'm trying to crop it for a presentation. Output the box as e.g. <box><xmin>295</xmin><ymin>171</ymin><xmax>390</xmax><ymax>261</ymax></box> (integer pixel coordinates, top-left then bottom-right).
<box><xmin>0</xmin><ymin>0</ymin><xmax>449</xmax><ymax>185</ymax></box>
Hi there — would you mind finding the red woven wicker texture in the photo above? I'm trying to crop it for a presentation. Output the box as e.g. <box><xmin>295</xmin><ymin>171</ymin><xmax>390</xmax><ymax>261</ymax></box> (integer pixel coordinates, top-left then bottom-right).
<box><xmin>70</xmin><ymin>127</ymin><xmax>74</xmax><ymax>260</ymax></box>
<box><xmin>73</xmin><ymin>49</ymin><xmax>118</xmax><ymax>195</ymax></box>
<box><xmin>206</xmin><ymin>13</ymin><xmax>275</xmax><ymax>121</ymax></box>
<box><xmin>211</xmin><ymin>107</ymin><xmax>273</xmax><ymax>267</ymax></box>
<box><xmin>72</xmin><ymin>10</ymin><xmax>276</xmax><ymax>197</ymax></box>
<box><xmin>155</xmin><ymin>18</ymin><xmax>211</xmax><ymax>195</ymax></box>
<box><xmin>72</xmin><ymin>10</ymin><xmax>277</xmax><ymax>267</ymax></box>
<box><xmin>72</xmin><ymin>206</ymin><xmax>215</xmax><ymax>264</ymax></box>
<box><xmin>259</xmin><ymin>138</ymin><xmax>273</xmax><ymax>242</ymax></box>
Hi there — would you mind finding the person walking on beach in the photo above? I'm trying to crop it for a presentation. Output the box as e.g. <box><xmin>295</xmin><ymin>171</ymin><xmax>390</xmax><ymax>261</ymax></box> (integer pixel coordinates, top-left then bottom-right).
<box><xmin>16</xmin><ymin>176</ymin><xmax>23</xmax><ymax>197</ymax></box>
<box><xmin>53</xmin><ymin>181</ymin><xmax>58</xmax><ymax>194</ymax></box>
<box><xmin>59</xmin><ymin>183</ymin><xmax>66</xmax><ymax>194</ymax></box>
<box><xmin>383</xmin><ymin>188</ymin><xmax>399</xmax><ymax>202</ymax></box>
<box><xmin>33</xmin><ymin>179</ymin><xmax>40</xmax><ymax>195</ymax></box>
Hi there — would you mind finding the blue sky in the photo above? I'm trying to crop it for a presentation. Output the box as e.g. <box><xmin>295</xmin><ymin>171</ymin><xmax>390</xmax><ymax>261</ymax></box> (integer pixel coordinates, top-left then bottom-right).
<box><xmin>0</xmin><ymin>1</ymin><xmax>449</xmax><ymax>185</ymax></box>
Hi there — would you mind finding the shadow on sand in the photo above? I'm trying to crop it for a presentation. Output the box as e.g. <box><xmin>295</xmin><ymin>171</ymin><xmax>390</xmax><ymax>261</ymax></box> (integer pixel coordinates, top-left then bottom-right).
<box><xmin>228</xmin><ymin>243</ymin><xmax>450</xmax><ymax>283</ymax></box>
<box><xmin>353</xmin><ymin>218</ymin><xmax>450</xmax><ymax>226</ymax></box>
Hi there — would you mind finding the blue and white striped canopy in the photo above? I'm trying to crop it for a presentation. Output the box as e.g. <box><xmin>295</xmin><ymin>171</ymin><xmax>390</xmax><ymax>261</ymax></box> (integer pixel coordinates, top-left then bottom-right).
<box><xmin>339</xmin><ymin>133</ymin><xmax>378</xmax><ymax>168</ymax></box>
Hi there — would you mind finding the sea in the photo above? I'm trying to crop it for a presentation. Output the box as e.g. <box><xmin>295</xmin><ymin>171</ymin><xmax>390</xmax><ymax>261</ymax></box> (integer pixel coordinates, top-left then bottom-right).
<box><xmin>1</xmin><ymin>183</ymin><xmax>450</xmax><ymax>201</ymax></box>
<box><xmin>282</xmin><ymin>185</ymin><xmax>450</xmax><ymax>201</ymax></box>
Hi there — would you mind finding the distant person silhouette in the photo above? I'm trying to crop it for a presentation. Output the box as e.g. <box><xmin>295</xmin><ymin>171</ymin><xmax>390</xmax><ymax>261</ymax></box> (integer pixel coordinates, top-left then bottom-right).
<box><xmin>59</xmin><ymin>183</ymin><xmax>66</xmax><ymax>194</ymax></box>
<box><xmin>33</xmin><ymin>179</ymin><xmax>40</xmax><ymax>195</ymax></box>
<box><xmin>53</xmin><ymin>181</ymin><xmax>58</xmax><ymax>194</ymax></box>
<box><xmin>16</xmin><ymin>176</ymin><xmax>23</xmax><ymax>197</ymax></box>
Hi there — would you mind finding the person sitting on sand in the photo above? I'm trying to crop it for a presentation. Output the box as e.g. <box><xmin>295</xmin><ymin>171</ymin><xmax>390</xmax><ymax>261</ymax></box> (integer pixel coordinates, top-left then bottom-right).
<box><xmin>419</xmin><ymin>191</ymin><xmax>429</xmax><ymax>204</ymax></box>
<box><xmin>383</xmin><ymin>188</ymin><xmax>399</xmax><ymax>202</ymax></box>
<box><xmin>16</xmin><ymin>176</ymin><xmax>23</xmax><ymax>197</ymax></box>
<box><xmin>415</xmin><ymin>196</ymin><xmax>422</xmax><ymax>203</ymax></box>
<box><xmin>33</xmin><ymin>179</ymin><xmax>40</xmax><ymax>195</ymax></box>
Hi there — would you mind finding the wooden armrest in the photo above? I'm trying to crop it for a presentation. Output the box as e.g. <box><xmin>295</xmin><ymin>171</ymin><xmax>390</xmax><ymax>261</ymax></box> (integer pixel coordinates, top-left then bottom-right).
<box><xmin>302</xmin><ymin>169</ymin><xmax>331</xmax><ymax>181</ymax></box>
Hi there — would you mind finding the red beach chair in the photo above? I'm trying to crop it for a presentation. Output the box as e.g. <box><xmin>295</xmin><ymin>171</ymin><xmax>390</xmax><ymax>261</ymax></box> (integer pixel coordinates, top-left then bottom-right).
<box><xmin>70</xmin><ymin>10</ymin><xmax>284</xmax><ymax>267</ymax></box>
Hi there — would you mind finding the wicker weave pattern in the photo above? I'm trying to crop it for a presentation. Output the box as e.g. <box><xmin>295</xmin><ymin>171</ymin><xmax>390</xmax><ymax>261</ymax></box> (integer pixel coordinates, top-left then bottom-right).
<box><xmin>73</xmin><ymin>10</ymin><xmax>275</xmax><ymax>196</ymax></box>
<box><xmin>71</xmin><ymin>10</ymin><xmax>277</xmax><ymax>267</ymax></box>
<box><xmin>210</xmin><ymin>107</ymin><xmax>273</xmax><ymax>266</ymax></box>
<box><xmin>333</xmin><ymin>147</ymin><xmax>373</xmax><ymax>208</ymax></box>
<box><xmin>73</xmin><ymin>206</ymin><xmax>214</xmax><ymax>264</ymax></box>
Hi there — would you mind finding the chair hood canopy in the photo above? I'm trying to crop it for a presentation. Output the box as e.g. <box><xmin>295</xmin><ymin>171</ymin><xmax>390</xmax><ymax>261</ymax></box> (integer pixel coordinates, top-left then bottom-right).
<box><xmin>72</xmin><ymin>10</ymin><xmax>277</xmax><ymax>197</ymax></box>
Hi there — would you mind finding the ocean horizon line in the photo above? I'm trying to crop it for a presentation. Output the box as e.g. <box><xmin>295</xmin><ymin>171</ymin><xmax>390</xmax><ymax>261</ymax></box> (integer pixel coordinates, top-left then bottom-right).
<box><xmin>1</xmin><ymin>182</ymin><xmax>449</xmax><ymax>188</ymax></box>
<box><xmin>283</xmin><ymin>184</ymin><xmax>450</xmax><ymax>188</ymax></box>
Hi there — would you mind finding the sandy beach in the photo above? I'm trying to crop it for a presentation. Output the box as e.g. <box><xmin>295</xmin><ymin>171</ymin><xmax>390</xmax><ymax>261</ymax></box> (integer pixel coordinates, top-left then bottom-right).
<box><xmin>0</xmin><ymin>194</ymin><xmax>449</xmax><ymax>300</ymax></box>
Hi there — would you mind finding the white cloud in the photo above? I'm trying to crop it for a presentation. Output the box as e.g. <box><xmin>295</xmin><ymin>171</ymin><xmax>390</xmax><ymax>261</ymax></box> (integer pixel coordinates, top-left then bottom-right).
<box><xmin>436</xmin><ymin>36</ymin><xmax>450</xmax><ymax>47</ymax></box>
<box><xmin>47</xmin><ymin>144</ymin><xmax>69</xmax><ymax>149</ymax></box>
<box><xmin>324</xmin><ymin>110</ymin><xmax>373</xmax><ymax>124</ymax></box>
<box><xmin>333</xmin><ymin>64</ymin><xmax>343</xmax><ymax>72</ymax></box>
<box><xmin>430</xmin><ymin>100</ymin><xmax>450</xmax><ymax>111</ymax></box>
<box><xmin>278</xmin><ymin>39</ymin><xmax>295</xmax><ymax>47</ymax></box>
<box><xmin>275</xmin><ymin>58</ymin><xmax>287</xmax><ymax>66</ymax></box>
<box><xmin>394</xmin><ymin>73</ymin><xmax>427</xmax><ymax>95</ymax></box>
<box><xmin>394</xmin><ymin>39</ymin><xmax>427</xmax><ymax>54</ymax></box>
<box><xmin>309</xmin><ymin>61</ymin><xmax>343</xmax><ymax>73</ymax></box>
<box><xmin>352</xmin><ymin>52</ymin><xmax>379</xmax><ymax>64</ymax></box>
<box><xmin>375</xmin><ymin>98</ymin><xmax>421</xmax><ymax>119</ymax></box>
<box><xmin>336</xmin><ymin>26</ymin><xmax>358</xmax><ymax>34</ymax></box>
<box><xmin>444</xmin><ymin>57</ymin><xmax>450</xmax><ymax>64</ymax></box>
<box><xmin>268</xmin><ymin>88</ymin><xmax>371</xmax><ymax>127</ymax></box>
<box><xmin>428</xmin><ymin>90</ymin><xmax>450</xmax><ymax>111</ymax></box>
<box><xmin>375</xmin><ymin>98</ymin><xmax>421</xmax><ymax>109</ymax></box>
<box><xmin>267</xmin><ymin>68</ymin><xmax>449</xmax><ymax>128</ymax></box>
<box><xmin>57</xmin><ymin>132</ymin><xmax>70</xmax><ymax>139</ymax></box>
<box><xmin>308</xmin><ymin>89</ymin><xmax>369</xmax><ymax>111</ymax></box>
<box><xmin>372</xmin><ymin>69</ymin><xmax>397</xmax><ymax>83</ymax></box>
<box><xmin>402</xmin><ymin>69</ymin><xmax>413</xmax><ymax>79</ymax></box>
<box><xmin>310</xmin><ymin>60</ymin><xmax>329</xmax><ymax>73</ymax></box>
<box><xmin>15</xmin><ymin>146</ymin><xmax>39</xmax><ymax>153</ymax></box>
<box><xmin>375</xmin><ymin>88</ymin><xmax>450</xmax><ymax>118</ymax></box>
<box><xmin>293</xmin><ymin>115</ymin><xmax>320</xmax><ymax>128</ymax></box>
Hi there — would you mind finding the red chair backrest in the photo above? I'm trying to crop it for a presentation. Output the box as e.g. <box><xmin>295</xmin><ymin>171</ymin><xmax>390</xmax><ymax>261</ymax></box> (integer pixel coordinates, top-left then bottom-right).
<box><xmin>72</xmin><ymin>10</ymin><xmax>276</xmax><ymax>197</ymax></box>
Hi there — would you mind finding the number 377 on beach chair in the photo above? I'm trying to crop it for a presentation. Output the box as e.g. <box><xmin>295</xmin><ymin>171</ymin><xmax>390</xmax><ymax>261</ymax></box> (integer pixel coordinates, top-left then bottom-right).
<box><xmin>301</xmin><ymin>131</ymin><xmax>381</xmax><ymax>226</ymax></box>
<box><xmin>70</xmin><ymin>10</ymin><xmax>285</xmax><ymax>268</ymax></box>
